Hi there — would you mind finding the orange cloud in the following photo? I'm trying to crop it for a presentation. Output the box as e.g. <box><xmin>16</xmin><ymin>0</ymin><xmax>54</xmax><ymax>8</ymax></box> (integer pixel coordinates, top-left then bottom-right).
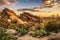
<box><xmin>0</xmin><ymin>0</ymin><xmax>18</xmax><ymax>6</ymax></box>
<box><xmin>44</xmin><ymin>0</ymin><xmax>59</xmax><ymax>8</ymax></box>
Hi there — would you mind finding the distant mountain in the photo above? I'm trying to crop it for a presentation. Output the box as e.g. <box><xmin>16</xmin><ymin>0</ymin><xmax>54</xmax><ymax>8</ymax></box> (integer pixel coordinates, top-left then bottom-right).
<box><xmin>18</xmin><ymin>8</ymin><xmax>40</xmax><ymax>12</ymax></box>
<box><xmin>17</xmin><ymin>7</ymin><xmax>43</xmax><ymax>12</ymax></box>
<box><xmin>1</xmin><ymin>8</ymin><xmax>25</xmax><ymax>24</ymax></box>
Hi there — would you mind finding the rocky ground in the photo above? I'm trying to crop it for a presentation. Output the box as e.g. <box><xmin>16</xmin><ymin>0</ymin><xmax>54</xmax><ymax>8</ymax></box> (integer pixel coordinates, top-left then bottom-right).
<box><xmin>17</xmin><ymin>32</ymin><xmax>60</xmax><ymax>40</ymax></box>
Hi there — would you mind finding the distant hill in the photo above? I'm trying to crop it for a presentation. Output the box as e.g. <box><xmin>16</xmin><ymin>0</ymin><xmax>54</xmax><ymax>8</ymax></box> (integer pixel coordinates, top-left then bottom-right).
<box><xmin>18</xmin><ymin>8</ymin><xmax>40</xmax><ymax>12</ymax></box>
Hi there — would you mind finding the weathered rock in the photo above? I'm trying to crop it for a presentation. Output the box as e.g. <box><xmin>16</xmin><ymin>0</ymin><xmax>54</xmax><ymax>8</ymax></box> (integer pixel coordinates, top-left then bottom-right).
<box><xmin>1</xmin><ymin>8</ymin><xmax>25</xmax><ymax>24</ymax></box>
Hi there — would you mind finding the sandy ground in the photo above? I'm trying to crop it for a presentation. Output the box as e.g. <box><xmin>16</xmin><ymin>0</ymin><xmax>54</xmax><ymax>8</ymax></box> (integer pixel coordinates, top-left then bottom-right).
<box><xmin>17</xmin><ymin>35</ymin><xmax>48</xmax><ymax>40</ymax></box>
<box><xmin>17</xmin><ymin>32</ymin><xmax>60</xmax><ymax>40</ymax></box>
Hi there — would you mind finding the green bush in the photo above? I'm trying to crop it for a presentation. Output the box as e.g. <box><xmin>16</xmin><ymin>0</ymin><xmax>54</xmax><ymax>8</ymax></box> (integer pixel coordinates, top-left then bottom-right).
<box><xmin>16</xmin><ymin>24</ymin><xmax>30</xmax><ymax>36</ymax></box>
<box><xmin>32</xmin><ymin>29</ymin><xmax>47</xmax><ymax>37</ymax></box>
<box><xmin>0</xmin><ymin>28</ymin><xmax>17</xmax><ymax>40</ymax></box>
<box><xmin>18</xmin><ymin>28</ymin><xmax>28</xmax><ymax>35</ymax></box>
<box><xmin>31</xmin><ymin>26</ymin><xmax>47</xmax><ymax>37</ymax></box>
<box><xmin>45</xmin><ymin>21</ymin><xmax>60</xmax><ymax>33</ymax></box>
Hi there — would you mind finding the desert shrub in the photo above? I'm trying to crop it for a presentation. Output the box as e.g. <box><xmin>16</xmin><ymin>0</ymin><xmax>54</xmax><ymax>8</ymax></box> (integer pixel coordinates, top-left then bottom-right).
<box><xmin>17</xmin><ymin>28</ymin><xmax>28</xmax><ymax>36</ymax></box>
<box><xmin>23</xmin><ymin>23</ymin><xmax>32</xmax><ymax>31</ymax></box>
<box><xmin>32</xmin><ymin>29</ymin><xmax>47</xmax><ymax>37</ymax></box>
<box><xmin>16</xmin><ymin>24</ymin><xmax>31</xmax><ymax>36</ymax></box>
<box><xmin>8</xmin><ymin>24</ymin><xmax>18</xmax><ymax>30</ymax></box>
<box><xmin>0</xmin><ymin>27</ymin><xmax>17</xmax><ymax>40</ymax></box>
<box><xmin>31</xmin><ymin>24</ymin><xmax>47</xmax><ymax>37</ymax></box>
<box><xmin>35</xmin><ymin>23</ymin><xmax>41</xmax><ymax>30</ymax></box>
<box><xmin>45</xmin><ymin>21</ymin><xmax>60</xmax><ymax>33</ymax></box>
<box><xmin>31</xmin><ymin>23</ymin><xmax>42</xmax><ymax>31</ymax></box>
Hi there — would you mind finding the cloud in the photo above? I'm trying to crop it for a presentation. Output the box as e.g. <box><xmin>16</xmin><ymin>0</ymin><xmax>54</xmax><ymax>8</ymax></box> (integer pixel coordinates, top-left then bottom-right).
<box><xmin>43</xmin><ymin>0</ymin><xmax>60</xmax><ymax>8</ymax></box>
<box><xmin>33</xmin><ymin>0</ymin><xmax>60</xmax><ymax>9</ymax></box>
<box><xmin>0</xmin><ymin>0</ymin><xmax>18</xmax><ymax>6</ymax></box>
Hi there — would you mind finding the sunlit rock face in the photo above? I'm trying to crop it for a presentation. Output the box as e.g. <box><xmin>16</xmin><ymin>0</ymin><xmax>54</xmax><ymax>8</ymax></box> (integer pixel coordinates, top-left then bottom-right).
<box><xmin>1</xmin><ymin>8</ymin><xmax>25</xmax><ymax>24</ymax></box>
<box><xmin>19</xmin><ymin>12</ymin><xmax>43</xmax><ymax>23</ymax></box>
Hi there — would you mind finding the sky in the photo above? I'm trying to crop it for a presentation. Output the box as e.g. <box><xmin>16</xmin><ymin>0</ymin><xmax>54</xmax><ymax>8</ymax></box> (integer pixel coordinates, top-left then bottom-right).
<box><xmin>0</xmin><ymin>0</ymin><xmax>60</xmax><ymax>9</ymax></box>
<box><xmin>0</xmin><ymin>0</ymin><xmax>60</xmax><ymax>15</ymax></box>
<box><xmin>0</xmin><ymin>0</ymin><xmax>43</xmax><ymax>9</ymax></box>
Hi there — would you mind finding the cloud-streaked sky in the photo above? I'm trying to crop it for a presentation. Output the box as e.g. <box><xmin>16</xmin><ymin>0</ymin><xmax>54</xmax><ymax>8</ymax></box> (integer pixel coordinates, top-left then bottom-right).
<box><xmin>0</xmin><ymin>0</ymin><xmax>43</xmax><ymax>9</ymax></box>
<box><xmin>0</xmin><ymin>0</ymin><xmax>60</xmax><ymax>14</ymax></box>
<box><xmin>0</xmin><ymin>0</ymin><xmax>17</xmax><ymax>5</ymax></box>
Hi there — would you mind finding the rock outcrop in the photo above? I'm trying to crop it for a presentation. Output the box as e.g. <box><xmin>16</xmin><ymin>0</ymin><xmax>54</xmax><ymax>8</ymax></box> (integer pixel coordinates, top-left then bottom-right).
<box><xmin>19</xmin><ymin>12</ymin><xmax>41</xmax><ymax>23</ymax></box>
<box><xmin>1</xmin><ymin>8</ymin><xmax>25</xmax><ymax>24</ymax></box>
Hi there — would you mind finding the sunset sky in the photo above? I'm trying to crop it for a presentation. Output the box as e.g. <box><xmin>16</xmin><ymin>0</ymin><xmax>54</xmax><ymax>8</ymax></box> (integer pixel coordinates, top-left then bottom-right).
<box><xmin>0</xmin><ymin>0</ymin><xmax>60</xmax><ymax>16</ymax></box>
<box><xmin>0</xmin><ymin>0</ymin><xmax>43</xmax><ymax>9</ymax></box>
